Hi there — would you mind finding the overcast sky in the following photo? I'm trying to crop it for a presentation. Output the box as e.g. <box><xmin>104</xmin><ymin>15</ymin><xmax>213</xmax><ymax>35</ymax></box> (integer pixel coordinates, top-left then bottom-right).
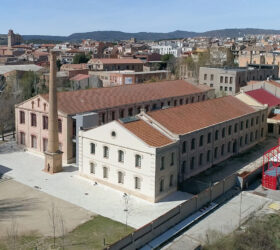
<box><xmin>1</xmin><ymin>0</ymin><xmax>279</xmax><ymax>35</ymax></box>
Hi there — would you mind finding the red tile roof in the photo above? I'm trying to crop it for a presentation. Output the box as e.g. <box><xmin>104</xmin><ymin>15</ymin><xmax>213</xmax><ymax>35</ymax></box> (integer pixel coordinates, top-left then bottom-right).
<box><xmin>41</xmin><ymin>80</ymin><xmax>207</xmax><ymax>115</ymax></box>
<box><xmin>70</xmin><ymin>74</ymin><xmax>89</xmax><ymax>81</ymax></box>
<box><xmin>60</xmin><ymin>64</ymin><xmax>88</xmax><ymax>70</ymax></box>
<box><xmin>89</xmin><ymin>58</ymin><xmax>144</xmax><ymax>65</ymax></box>
<box><xmin>268</xmin><ymin>114</ymin><xmax>280</xmax><ymax>120</ymax></box>
<box><xmin>148</xmin><ymin>96</ymin><xmax>256</xmax><ymax>135</ymax></box>
<box><xmin>119</xmin><ymin>120</ymin><xmax>173</xmax><ymax>147</ymax></box>
<box><xmin>246</xmin><ymin>88</ymin><xmax>280</xmax><ymax>107</ymax></box>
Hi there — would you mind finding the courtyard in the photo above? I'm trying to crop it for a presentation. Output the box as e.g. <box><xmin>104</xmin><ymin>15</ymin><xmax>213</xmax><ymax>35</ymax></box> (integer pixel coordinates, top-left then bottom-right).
<box><xmin>0</xmin><ymin>140</ymin><xmax>192</xmax><ymax>229</ymax></box>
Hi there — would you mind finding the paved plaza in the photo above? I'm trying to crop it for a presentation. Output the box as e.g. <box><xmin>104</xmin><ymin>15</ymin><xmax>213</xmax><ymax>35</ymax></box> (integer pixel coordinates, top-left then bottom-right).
<box><xmin>0</xmin><ymin>141</ymin><xmax>192</xmax><ymax>229</ymax></box>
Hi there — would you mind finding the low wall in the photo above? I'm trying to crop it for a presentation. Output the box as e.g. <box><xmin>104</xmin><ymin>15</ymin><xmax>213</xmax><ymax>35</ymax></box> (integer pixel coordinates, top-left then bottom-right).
<box><xmin>106</xmin><ymin>173</ymin><xmax>237</xmax><ymax>250</ymax></box>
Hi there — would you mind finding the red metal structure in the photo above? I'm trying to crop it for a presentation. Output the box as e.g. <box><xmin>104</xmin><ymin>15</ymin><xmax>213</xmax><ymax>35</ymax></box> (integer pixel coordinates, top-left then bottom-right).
<box><xmin>262</xmin><ymin>140</ymin><xmax>280</xmax><ymax>190</ymax></box>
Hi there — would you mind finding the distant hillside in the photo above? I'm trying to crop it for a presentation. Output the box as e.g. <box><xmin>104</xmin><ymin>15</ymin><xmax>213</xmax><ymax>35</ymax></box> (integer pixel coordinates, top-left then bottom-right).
<box><xmin>20</xmin><ymin>28</ymin><xmax>280</xmax><ymax>43</ymax></box>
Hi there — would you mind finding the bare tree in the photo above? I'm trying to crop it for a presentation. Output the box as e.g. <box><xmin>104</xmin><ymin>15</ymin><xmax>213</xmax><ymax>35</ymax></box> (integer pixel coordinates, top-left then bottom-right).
<box><xmin>6</xmin><ymin>217</ymin><xmax>18</xmax><ymax>250</ymax></box>
<box><xmin>58</xmin><ymin>211</ymin><xmax>66</xmax><ymax>249</ymax></box>
<box><xmin>48</xmin><ymin>202</ymin><xmax>58</xmax><ymax>248</ymax></box>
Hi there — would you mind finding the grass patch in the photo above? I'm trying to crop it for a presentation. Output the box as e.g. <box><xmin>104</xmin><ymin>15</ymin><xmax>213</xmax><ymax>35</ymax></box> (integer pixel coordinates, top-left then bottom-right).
<box><xmin>203</xmin><ymin>213</ymin><xmax>280</xmax><ymax>250</ymax></box>
<box><xmin>0</xmin><ymin>215</ymin><xmax>133</xmax><ymax>250</ymax></box>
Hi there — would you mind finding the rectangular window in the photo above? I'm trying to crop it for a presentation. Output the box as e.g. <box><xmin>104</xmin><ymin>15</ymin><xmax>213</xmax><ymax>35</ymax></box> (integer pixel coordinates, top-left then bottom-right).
<box><xmin>181</xmin><ymin>161</ymin><xmax>186</xmax><ymax>174</ymax></box>
<box><xmin>191</xmin><ymin>138</ymin><xmax>195</xmax><ymax>150</ymax></box>
<box><xmin>119</xmin><ymin>109</ymin><xmax>125</xmax><ymax>118</ymax></box>
<box><xmin>222</xmin><ymin>128</ymin><xmax>225</xmax><ymax>138</ymax></box>
<box><xmin>190</xmin><ymin>157</ymin><xmax>195</xmax><ymax>169</ymax></box>
<box><xmin>204</xmin><ymin>74</ymin><xmax>207</xmax><ymax>80</ymax></box>
<box><xmin>240</xmin><ymin>121</ymin><xmax>244</xmax><ymax>130</ymax></box>
<box><xmin>118</xmin><ymin>150</ymin><xmax>124</xmax><ymax>163</ymax></box>
<box><xmin>135</xmin><ymin>177</ymin><xmax>141</xmax><ymax>189</ymax></box>
<box><xmin>211</xmin><ymin>74</ymin><xmax>214</xmax><ymax>81</ymax></box>
<box><xmin>220</xmin><ymin>76</ymin><xmax>223</xmax><ymax>83</ymax></box>
<box><xmin>135</xmin><ymin>154</ymin><xmax>141</xmax><ymax>168</ymax></box>
<box><xmin>170</xmin><ymin>152</ymin><xmax>174</xmax><ymax>166</ymax></box>
<box><xmin>207</xmin><ymin>150</ymin><xmax>211</xmax><ymax>162</ymax></box>
<box><xmin>182</xmin><ymin>141</ymin><xmax>186</xmax><ymax>153</ymax></box>
<box><xmin>199</xmin><ymin>135</ymin><xmax>204</xmax><ymax>147</ymax></box>
<box><xmin>118</xmin><ymin>171</ymin><xmax>124</xmax><ymax>184</ymax></box>
<box><xmin>43</xmin><ymin>138</ymin><xmax>48</xmax><ymax>151</ymax></box>
<box><xmin>228</xmin><ymin>126</ymin><xmax>232</xmax><ymax>135</ymax></box>
<box><xmin>199</xmin><ymin>153</ymin><xmax>203</xmax><ymax>165</ymax></box>
<box><xmin>31</xmin><ymin>135</ymin><xmax>37</xmax><ymax>148</ymax></box>
<box><xmin>229</xmin><ymin>77</ymin><xmax>233</xmax><ymax>84</ymax></box>
<box><xmin>111</xmin><ymin>111</ymin><xmax>115</xmax><ymax>120</ymax></box>
<box><xmin>90</xmin><ymin>143</ymin><xmax>95</xmax><ymax>154</ymax></box>
<box><xmin>214</xmin><ymin>147</ymin><xmax>218</xmax><ymax>159</ymax></box>
<box><xmin>31</xmin><ymin>113</ymin><xmax>37</xmax><ymax>127</ymax></box>
<box><xmin>103</xmin><ymin>146</ymin><xmax>109</xmax><ymax>158</ymax></box>
<box><xmin>103</xmin><ymin>167</ymin><xmax>108</xmax><ymax>178</ymax></box>
<box><xmin>128</xmin><ymin>108</ymin><xmax>133</xmax><ymax>116</ymax></box>
<box><xmin>20</xmin><ymin>111</ymin><xmax>25</xmax><ymax>124</ymax></box>
<box><xmin>234</xmin><ymin>123</ymin><xmax>238</xmax><ymax>133</ymax></box>
<box><xmin>20</xmin><ymin>132</ymin><xmax>25</xmax><ymax>145</ymax></box>
<box><xmin>160</xmin><ymin>179</ymin><xmax>164</xmax><ymax>192</ymax></box>
<box><xmin>225</xmin><ymin>77</ymin><xmax>228</xmax><ymax>83</ymax></box>
<box><xmin>207</xmin><ymin>132</ymin><xmax>211</xmax><ymax>143</ymax></box>
<box><xmin>58</xmin><ymin>119</ymin><xmax>62</xmax><ymax>133</ymax></box>
<box><xmin>169</xmin><ymin>175</ymin><xmax>174</xmax><ymax>187</ymax></box>
<box><xmin>160</xmin><ymin>156</ymin><xmax>165</xmax><ymax>170</ymax></box>
<box><xmin>215</xmin><ymin>130</ymin><xmax>219</xmax><ymax>140</ymax></box>
<box><xmin>90</xmin><ymin>162</ymin><xmax>95</xmax><ymax>174</ymax></box>
<box><xmin>43</xmin><ymin>116</ymin><xmax>48</xmax><ymax>130</ymax></box>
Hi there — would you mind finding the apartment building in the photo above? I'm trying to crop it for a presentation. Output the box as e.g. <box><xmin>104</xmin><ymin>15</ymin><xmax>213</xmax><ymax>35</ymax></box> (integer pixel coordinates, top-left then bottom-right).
<box><xmin>15</xmin><ymin>80</ymin><xmax>212</xmax><ymax>163</ymax></box>
<box><xmin>199</xmin><ymin>65</ymin><xmax>278</xmax><ymax>95</ymax></box>
<box><xmin>78</xmin><ymin>96</ymin><xmax>267</xmax><ymax>202</ymax></box>
<box><xmin>89</xmin><ymin>70</ymin><xmax>169</xmax><ymax>87</ymax></box>
<box><xmin>87</xmin><ymin>58</ymin><xmax>144</xmax><ymax>72</ymax></box>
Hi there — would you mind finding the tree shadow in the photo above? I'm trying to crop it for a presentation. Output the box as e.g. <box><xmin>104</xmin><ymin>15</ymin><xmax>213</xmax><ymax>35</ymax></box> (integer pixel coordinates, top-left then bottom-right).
<box><xmin>0</xmin><ymin>198</ymin><xmax>40</xmax><ymax>221</ymax></box>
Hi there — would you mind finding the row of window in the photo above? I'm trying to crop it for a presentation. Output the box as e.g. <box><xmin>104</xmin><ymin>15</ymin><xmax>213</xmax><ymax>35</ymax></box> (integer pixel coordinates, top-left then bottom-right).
<box><xmin>19</xmin><ymin>111</ymin><xmax>62</xmax><ymax>133</ymax></box>
<box><xmin>181</xmin><ymin>129</ymin><xmax>263</xmax><ymax>173</ymax></box>
<box><xmin>203</xmin><ymin>74</ymin><xmax>233</xmax><ymax>84</ymax></box>
<box><xmin>181</xmin><ymin>117</ymin><xmax>264</xmax><ymax>153</ymax></box>
<box><xmin>19</xmin><ymin>132</ymin><xmax>62</xmax><ymax>150</ymax></box>
<box><xmin>90</xmin><ymin>143</ymin><xmax>176</xmax><ymax>170</ymax></box>
<box><xmin>220</xmin><ymin>86</ymin><xmax>233</xmax><ymax>92</ymax></box>
<box><xmin>99</xmin><ymin>95</ymin><xmax>206</xmax><ymax>123</ymax></box>
<box><xmin>90</xmin><ymin>163</ymin><xmax>142</xmax><ymax>189</ymax></box>
<box><xmin>91</xmin><ymin>143</ymin><xmax>142</xmax><ymax>167</ymax></box>
<box><xmin>89</xmin><ymin>162</ymin><xmax>174</xmax><ymax>192</ymax></box>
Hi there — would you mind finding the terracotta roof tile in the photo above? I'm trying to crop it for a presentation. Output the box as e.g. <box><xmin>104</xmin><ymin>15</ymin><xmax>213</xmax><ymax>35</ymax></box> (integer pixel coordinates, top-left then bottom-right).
<box><xmin>88</xmin><ymin>58</ymin><xmax>144</xmax><ymax>64</ymax></box>
<box><xmin>246</xmin><ymin>89</ymin><xmax>280</xmax><ymax>107</ymax></box>
<box><xmin>41</xmin><ymin>80</ymin><xmax>207</xmax><ymax>115</ymax></box>
<box><xmin>70</xmin><ymin>74</ymin><xmax>89</xmax><ymax>81</ymax></box>
<box><xmin>119</xmin><ymin>120</ymin><xmax>173</xmax><ymax>147</ymax></box>
<box><xmin>148</xmin><ymin>96</ymin><xmax>256</xmax><ymax>135</ymax></box>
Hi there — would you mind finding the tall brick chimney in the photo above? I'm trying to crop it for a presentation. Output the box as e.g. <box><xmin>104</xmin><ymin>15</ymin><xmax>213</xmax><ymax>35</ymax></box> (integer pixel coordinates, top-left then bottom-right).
<box><xmin>44</xmin><ymin>50</ymin><xmax>63</xmax><ymax>174</ymax></box>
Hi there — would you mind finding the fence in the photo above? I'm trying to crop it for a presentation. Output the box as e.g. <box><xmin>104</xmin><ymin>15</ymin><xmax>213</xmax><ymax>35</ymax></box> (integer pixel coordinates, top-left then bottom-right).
<box><xmin>0</xmin><ymin>130</ymin><xmax>15</xmax><ymax>141</ymax></box>
<box><xmin>106</xmin><ymin>173</ymin><xmax>237</xmax><ymax>250</ymax></box>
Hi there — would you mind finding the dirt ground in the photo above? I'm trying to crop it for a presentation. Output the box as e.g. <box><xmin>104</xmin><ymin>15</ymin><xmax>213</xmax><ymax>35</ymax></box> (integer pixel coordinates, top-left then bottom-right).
<box><xmin>0</xmin><ymin>179</ymin><xmax>95</xmax><ymax>238</ymax></box>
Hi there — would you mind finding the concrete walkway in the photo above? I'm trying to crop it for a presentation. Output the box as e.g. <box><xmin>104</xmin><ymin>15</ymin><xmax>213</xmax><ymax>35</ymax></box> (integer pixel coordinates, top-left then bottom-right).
<box><xmin>0</xmin><ymin>141</ymin><xmax>192</xmax><ymax>229</ymax></box>
<box><xmin>163</xmin><ymin>191</ymin><xmax>271</xmax><ymax>249</ymax></box>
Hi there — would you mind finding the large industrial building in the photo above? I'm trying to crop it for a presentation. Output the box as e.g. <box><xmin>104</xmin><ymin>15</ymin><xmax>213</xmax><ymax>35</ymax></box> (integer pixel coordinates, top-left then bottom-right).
<box><xmin>15</xmin><ymin>80</ymin><xmax>213</xmax><ymax>163</ymax></box>
<box><xmin>78</xmin><ymin>96</ymin><xmax>267</xmax><ymax>202</ymax></box>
